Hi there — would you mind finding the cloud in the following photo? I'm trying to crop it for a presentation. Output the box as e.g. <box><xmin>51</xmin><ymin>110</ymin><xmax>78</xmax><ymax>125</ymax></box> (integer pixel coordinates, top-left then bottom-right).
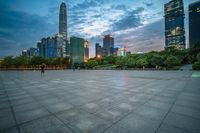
<box><xmin>1</xmin><ymin>0</ymin><xmax>193</xmax><ymax>58</ymax></box>
<box><xmin>0</xmin><ymin>5</ymin><xmax>57</xmax><ymax>57</ymax></box>
<box><xmin>112</xmin><ymin>7</ymin><xmax>145</xmax><ymax>31</ymax></box>
<box><xmin>114</xmin><ymin>19</ymin><xmax>165</xmax><ymax>53</ymax></box>
<box><xmin>143</xmin><ymin>2</ymin><xmax>154</xmax><ymax>7</ymax></box>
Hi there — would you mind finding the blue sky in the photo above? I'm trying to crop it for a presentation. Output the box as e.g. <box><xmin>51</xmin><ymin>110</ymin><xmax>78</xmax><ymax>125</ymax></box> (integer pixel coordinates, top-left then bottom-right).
<box><xmin>0</xmin><ymin>0</ymin><xmax>198</xmax><ymax>58</ymax></box>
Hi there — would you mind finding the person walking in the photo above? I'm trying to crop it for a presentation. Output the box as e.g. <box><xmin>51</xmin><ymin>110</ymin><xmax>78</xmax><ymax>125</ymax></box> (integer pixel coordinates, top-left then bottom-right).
<box><xmin>41</xmin><ymin>63</ymin><xmax>45</xmax><ymax>77</ymax></box>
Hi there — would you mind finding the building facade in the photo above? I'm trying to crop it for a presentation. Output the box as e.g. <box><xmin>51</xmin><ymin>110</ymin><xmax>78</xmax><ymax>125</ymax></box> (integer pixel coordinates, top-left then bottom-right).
<box><xmin>164</xmin><ymin>0</ymin><xmax>185</xmax><ymax>49</ymax></box>
<box><xmin>47</xmin><ymin>37</ymin><xmax>56</xmax><ymax>58</ymax></box>
<box><xmin>84</xmin><ymin>40</ymin><xmax>89</xmax><ymax>63</ymax></box>
<box><xmin>29</xmin><ymin>48</ymin><xmax>39</xmax><ymax>57</ymax></box>
<box><xmin>114</xmin><ymin>45</ymin><xmax>121</xmax><ymax>57</ymax></box>
<box><xmin>37</xmin><ymin>41</ymin><xmax>42</xmax><ymax>56</ymax></box>
<box><xmin>55</xmin><ymin>34</ymin><xmax>64</xmax><ymax>57</ymax></box>
<box><xmin>103</xmin><ymin>35</ymin><xmax>114</xmax><ymax>56</ymax></box>
<box><xmin>95</xmin><ymin>43</ymin><xmax>104</xmax><ymax>58</ymax></box>
<box><xmin>42</xmin><ymin>38</ymin><xmax>48</xmax><ymax>58</ymax></box>
<box><xmin>59</xmin><ymin>1</ymin><xmax>67</xmax><ymax>39</ymax></box>
<box><xmin>189</xmin><ymin>1</ymin><xmax>200</xmax><ymax>48</ymax></box>
<box><xmin>120</xmin><ymin>47</ymin><xmax>127</xmax><ymax>57</ymax></box>
<box><xmin>114</xmin><ymin>45</ymin><xmax>127</xmax><ymax>57</ymax></box>
<box><xmin>70</xmin><ymin>36</ymin><xmax>85</xmax><ymax>66</ymax></box>
<box><xmin>59</xmin><ymin>1</ymin><xmax>68</xmax><ymax>57</ymax></box>
<box><xmin>22</xmin><ymin>48</ymin><xmax>38</xmax><ymax>57</ymax></box>
<box><xmin>22</xmin><ymin>50</ymin><xmax>29</xmax><ymax>57</ymax></box>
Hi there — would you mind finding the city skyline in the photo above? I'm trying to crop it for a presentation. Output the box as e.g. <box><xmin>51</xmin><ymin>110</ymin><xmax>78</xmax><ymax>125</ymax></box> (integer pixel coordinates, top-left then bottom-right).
<box><xmin>0</xmin><ymin>0</ymin><xmax>198</xmax><ymax>58</ymax></box>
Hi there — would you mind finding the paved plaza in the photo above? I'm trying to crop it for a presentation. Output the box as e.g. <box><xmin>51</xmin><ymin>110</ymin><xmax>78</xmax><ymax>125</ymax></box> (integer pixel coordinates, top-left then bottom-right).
<box><xmin>0</xmin><ymin>70</ymin><xmax>200</xmax><ymax>133</ymax></box>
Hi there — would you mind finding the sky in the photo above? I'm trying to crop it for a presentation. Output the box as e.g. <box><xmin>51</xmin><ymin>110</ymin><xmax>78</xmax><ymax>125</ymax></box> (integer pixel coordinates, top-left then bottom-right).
<box><xmin>0</xmin><ymin>0</ymin><xmax>198</xmax><ymax>58</ymax></box>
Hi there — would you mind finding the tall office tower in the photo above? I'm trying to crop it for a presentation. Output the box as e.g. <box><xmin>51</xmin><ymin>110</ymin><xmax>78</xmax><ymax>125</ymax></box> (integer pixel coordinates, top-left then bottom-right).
<box><xmin>70</xmin><ymin>36</ymin><xmax>85</xmax><ymax>66</ymax></box>
<box><xmin>103</xmin><ymin>35</ymin><xmax>114</xmax><ymax>56</ymax></box>
<box><xmin>55</xmin><ymin>34</ymin><xmax>64</xmax><ymax>57</ymax></box>
<box><xmin>59</xmin><ymin>1</ymin><xmax>67</xmax><ymax>39</ymax></box>
<box><xmin>37</xmin><ymin>41</ymin><xmax>42</xmax><ymax>56</ymax></box>
<box><xmin>164</xmin><ymin>0</ymin><xmax>185</xmax><ymax>49</ymax></box>
<box><xmin>66</xmin><ymin>40</ymin><xmax>70</xmax><ymax>56</ymax></box>
<box><xmin>47</xmin><ymin>37</ymin><xmax>56</xmax><ymax>58</ymax></box>
<box><xmin>95</xmin><ymin>43</ymin><xmax>104</xmax><ymax>58</ymax></box>
<box><xmin>189</xmin><ymin>1</ymin><xmax>200</xmax><ymax>48</ymax></box>
<box><xmin>84</xmin><ymin>40</ymin><xmax>89</xmax><ymax>63</ymax></box>
<box><xmin>41</xmin><ymin>38</ymin><xmax>48</xmax><ymax>57</ymax></box>
<box><xmin>29</xmin><ymin>48</ymin><xmax>39</xmax><ymax>57</ymax></box>
<box><xmin>59</xmin><ymin>1</ymin><xmax>67</xmax><ymax>57</ymax></box>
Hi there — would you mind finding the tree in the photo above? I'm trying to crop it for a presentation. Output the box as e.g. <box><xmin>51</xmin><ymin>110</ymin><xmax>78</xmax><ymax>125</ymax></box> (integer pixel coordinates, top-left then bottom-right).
<box><xmin>115</xmin><ymin>57</ymin><xmax>123</xmax><ymax>67</ymax></box>
<box><xmin>30</xmin><ymin>56</ymin><xmax>45</xmax><ymax>65</ymax></box>
<box><xmin>149</xmin><ymin>54</ymin><xmax>164</xmax><ymax>68</ymax></box>
<box><xmin>127</xmin><ymin>57</ymin><xmax>136</xmax><ymax>68</ymax></box>
<box><xmin>88</xmin><ymin>60</ymin><xmax>98</xmax><ymax>68</ymax></box>
<box><xmin>189</xmin><ymin>43</ymin><xmax>200</xmax><ymax>63</ymax></box>
<box><xmin>164</xmin><ymin>56</ymin><xmax>181</xmax><ymax>68</ymax></box>
<box><xmin>136</xmin><ymin>57</ymin><xmax>148</xmax><ymax>68</ymax></box>
<box><xmin>104</xmin><ymin>56</ymin><xmax>115</xmax><ymax>64</ymax></box>
<box><xmin>1</xmin><ymin>56</ymin><xmax>14</xmax><ymax>68</ymax></box>
<box><xmin>13</xmin><ymin>56</ymin><xmax>29</xmax><ymax>68</ymax></box>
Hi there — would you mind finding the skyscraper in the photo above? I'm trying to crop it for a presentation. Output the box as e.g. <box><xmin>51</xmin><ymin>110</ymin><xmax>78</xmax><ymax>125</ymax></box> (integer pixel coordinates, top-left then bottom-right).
<box><xmin>55</xmin><ymin>34</ymin><xmax>64</xmax><ymax>57</ymax></box>
<box><xmin>84</xmin><ymin>40</ymin><xmax>89</xmax><ymax>63</ymax></box>
<box><xmin>95</xmin><ymin>43</ymin><xmax>104</xmax><ymax>58</ymax></box>
<box><xmin>47</xmin><ymin>37</ymin><xmax>56</xmax><ymax>58</ymax></box>
<box><xmin>59</xmin><ymin>1</ymin><xmax>67</xmax><ymax>39</ymax></box>
<box><xmin>164</xmin><ymin>0</ymin><xmax>185</xmax><ymax>49</ymax></box>
<box><xmin>70</xmin><ymin>36</ymin><xmax>85</xmax><ymax>66</ymax></box>
<box><xmin>103</xmin><ymin>35</ymin><xmax>114</xmax><ymax>56</ymax></box>
<box><xmin>189</xmin><ymin>1</ymin><xmax>200</xmax><ymax>48</ymax></box>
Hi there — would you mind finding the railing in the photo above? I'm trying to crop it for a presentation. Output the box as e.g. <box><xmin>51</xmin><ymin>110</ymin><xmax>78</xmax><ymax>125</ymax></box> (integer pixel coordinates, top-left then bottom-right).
<box><xmin>0</xmin><ymin>65</ymin><xmax>69</xmax><ymax>71</ymax></box>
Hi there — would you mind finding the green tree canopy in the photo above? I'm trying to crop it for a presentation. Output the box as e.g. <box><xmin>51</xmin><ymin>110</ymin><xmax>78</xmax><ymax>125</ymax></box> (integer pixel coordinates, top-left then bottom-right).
<box><xmin>136</xmin><ymin>57</ymin><xmax>148</xmax><ymax>68</ymax></box>
<box><xmin>149</xmin><ymin>54</ymin><xmax>164</xmax><ymax>67</ymax></box>
<box><xmin>88</xmin><ymin>60</ymin><xmax>98</xmax><ymax>68</ymax></box>
<box><xmin>164</xmin><ymin>55</ymin><xmax>181</xmax><ymax>68</ymax></box>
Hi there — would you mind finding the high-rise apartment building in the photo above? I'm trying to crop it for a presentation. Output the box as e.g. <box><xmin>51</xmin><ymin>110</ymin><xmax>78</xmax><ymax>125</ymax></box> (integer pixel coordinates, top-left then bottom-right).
<box><xmin>189</xmin><ymin>1</ymin><xmax>200</xmax><ymax>48</ymax></box>
<box><xmin>164</xmin><ymin>0</ymin><xmax>185</xmax><ymax>48</ymax></box>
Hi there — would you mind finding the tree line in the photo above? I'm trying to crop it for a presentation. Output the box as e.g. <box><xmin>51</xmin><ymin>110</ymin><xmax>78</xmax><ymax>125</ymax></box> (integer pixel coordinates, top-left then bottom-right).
<box><xmin>0</xmin><ymin>56</ymin><xmax>70</xmax><ymax>68</ymax></box>
<box><xmin>86</xmin><ymin>45</ymin><xmax>200</xmax><ymax>70</ymax></box>
<box><xmin>1</xmin><ymin>45</ymin><xmax>200</xmax><ymax>70</ymax></box>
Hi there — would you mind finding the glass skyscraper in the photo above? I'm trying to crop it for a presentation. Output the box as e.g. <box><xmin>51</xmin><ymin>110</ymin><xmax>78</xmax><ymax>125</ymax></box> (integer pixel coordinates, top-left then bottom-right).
<box><xmin>164</xmin><ymin>0</ymin><xmax>185</xmax><ymax>49</ymax></box>
<box><xmin>95</xmin><ymin>43</ymin><xmax>104</xmax><ymax>58</ymax></box>
<box><xmin>103</xmin><ymin>35</ymin><xmax>114</xmax><ymax>56</ymax></box>
<box><xmin>59</xmin><ymin>1</ymin><xmax>67</xmax><ymax>58</ymax></box>
<box><xmin>70</xmin><ymin>36</ymin><xmax>85</xmax><ymax>66</ymax></box>
<box><xmin>59</xmin><ymin>1</ymin><xmax>67</xmax><ymax>39</ymax></box>
<box><xmin>189</xmin><ymin>1</ymin><xmax>200</xmax><ymax>48</ymax></box>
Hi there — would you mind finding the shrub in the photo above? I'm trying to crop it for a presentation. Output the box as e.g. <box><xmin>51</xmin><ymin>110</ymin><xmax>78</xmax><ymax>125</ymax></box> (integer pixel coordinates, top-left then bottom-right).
<box><xmin>193</xmin><ymin>62</ymin><xmax>200</xmax><ymax>70</ymax></box>
<box><xmin>197</xmin><ymin>52</ymin><xmax>200</xmax><ymax>63</ymax></box>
